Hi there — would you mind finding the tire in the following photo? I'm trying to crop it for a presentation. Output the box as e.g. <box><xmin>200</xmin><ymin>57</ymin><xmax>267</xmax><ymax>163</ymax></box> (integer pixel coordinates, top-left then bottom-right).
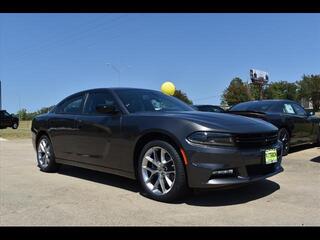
<box><xmin>12</xmin><ymin>122</ymin><xmax>18</xmax><ymax>129</ymax></box>
<box><xmin>137</xmin><ymin>140</ymin><xmax>189</xmax><ymax>202</ymax></box>
<box><xmin>278</xmin><ymin>128</ymin><xmax>290</xmax><ymax>156</ymax></box>
<box><xmin>316</xmin><ymin>128</ymin><xmax>320</xmax><ymax>146</ymax></box>
<box><xmin>36</xmin><ymin>135</ymin><xmax>60</xmax><ymax>172</ymax></box>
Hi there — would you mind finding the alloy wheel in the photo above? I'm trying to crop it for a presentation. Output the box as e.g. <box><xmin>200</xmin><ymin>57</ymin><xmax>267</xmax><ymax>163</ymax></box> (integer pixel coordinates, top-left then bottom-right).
<box><xmin>37</xmin><ymin>138</ymin><xmax>51</xmax><ymax>168</ymax></box>
<box><xmin>141</xmin><ymin>146</ymin><xmax>176</xmax><ymax>195</ymax></box>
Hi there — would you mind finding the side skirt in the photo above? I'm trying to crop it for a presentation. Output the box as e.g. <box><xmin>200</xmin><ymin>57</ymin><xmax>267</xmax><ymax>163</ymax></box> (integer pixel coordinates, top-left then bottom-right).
<box><xmin>56</xmin><ymin>158</ymin><xmax>136</xmax><ymax>180</ymax></box>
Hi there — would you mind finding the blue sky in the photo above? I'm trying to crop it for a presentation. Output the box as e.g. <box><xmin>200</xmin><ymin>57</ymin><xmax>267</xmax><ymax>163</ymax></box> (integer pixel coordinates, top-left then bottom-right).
<box><xmin>0</xmin><ymin>13</ymin><xmax>319</xmax><ymax>113</ymax></box>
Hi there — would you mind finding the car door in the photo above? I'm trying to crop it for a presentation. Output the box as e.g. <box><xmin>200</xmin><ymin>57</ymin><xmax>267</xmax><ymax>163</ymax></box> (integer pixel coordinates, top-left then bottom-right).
<box><xmin>72</xmin><ymin>90</ymin><xmax>122</xmax><ymax>168</ymax></box>
<box><xmin>48</xmin><ymin>94</ymin><xmax>85</xmax><ymax>161</ymax></box>
<box><xmin>282</xmin><ymin>102</ymin><xmax>311</xmax><ymax>145</ymax></box>
<box><xmin>292</xmin><ymin>103</ymin><xmax>314</xmax><ymax>143</ymax></box>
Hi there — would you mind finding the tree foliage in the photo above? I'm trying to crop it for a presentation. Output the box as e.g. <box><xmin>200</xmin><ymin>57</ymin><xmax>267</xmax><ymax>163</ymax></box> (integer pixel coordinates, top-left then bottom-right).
<box><xmin>248</xmin><ymin>83</ymin><xmax>262</xmax><ymax>100</ymax></box>
<box><xmin>221</xmin><ymin>78</ymin><xmax>304</xmax><ymax>107</ymax></box>
<box><xmin>297</xmin><ymin>74</ymin><xmax>320</xmax><ymax>111</ymax></box>
<box><xmin>221</xmin><ymin>77</ymin><xmax>250</xmax><ymax>106</ymax></box>
<box><xmin>264</xmin><ymin>81</ymin><xmax>299</xmax><ymax>101</ymax></box>
<box><xmin>16</xmin><ymin>105</ymin><xmax>55</xmax><ymax>120</ymax></box>
<box><xmin>173</xmin><ymin>89</ymin><xmax>193</xmax><ymax>105</ymax></box>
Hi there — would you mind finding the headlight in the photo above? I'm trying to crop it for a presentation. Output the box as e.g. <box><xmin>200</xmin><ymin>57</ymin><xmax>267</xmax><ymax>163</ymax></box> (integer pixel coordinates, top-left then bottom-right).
<box><xmin>187</xmin><ymin>132</ymin><xmax>235</xmax><ymax>146</ymax></box>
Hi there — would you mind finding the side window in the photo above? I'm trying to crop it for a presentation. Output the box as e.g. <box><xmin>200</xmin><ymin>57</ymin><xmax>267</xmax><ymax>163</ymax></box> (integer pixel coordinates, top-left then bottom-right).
<box><xmin>283</xmin><ymin>103</ymin><xmax>295</xmax><ymax>115</ymax></box>
<box><xmin>58</xmin><ymin>95</ymin><xmax>84</xmax><ymax>114</ymax></box>
<box><xmin>4</xmin><ymin>111</ymin><xmax>10</xmax><ymax>117</ymax></box>
<box><xmin>292</xmin><ymin>104</ymin><xmax>307</xmax><ymax>116</ymax></box>
<box><xmin>83</xmin><ymin>92</ymin><xmax>116</xmax><ymax>114</ymax></box>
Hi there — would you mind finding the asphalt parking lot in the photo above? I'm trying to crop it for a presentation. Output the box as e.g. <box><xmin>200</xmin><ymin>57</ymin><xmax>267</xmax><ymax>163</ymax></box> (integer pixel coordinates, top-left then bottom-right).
<box><xmin>0</xmin><ymin>139</ymin><xmax>319</xmax><ymax>226</ymax></box>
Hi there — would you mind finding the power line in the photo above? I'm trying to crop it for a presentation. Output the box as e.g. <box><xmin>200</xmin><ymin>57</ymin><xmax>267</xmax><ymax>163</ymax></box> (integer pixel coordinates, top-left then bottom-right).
<box><xmin>12</xmin><ymin>14</ymin><xmax>130</xmax><ymax>66</ymax></box>
<box><xmin>9</xmin><ymin>14</ymin><xmax>109</xmax><ymax>61</ymax></box>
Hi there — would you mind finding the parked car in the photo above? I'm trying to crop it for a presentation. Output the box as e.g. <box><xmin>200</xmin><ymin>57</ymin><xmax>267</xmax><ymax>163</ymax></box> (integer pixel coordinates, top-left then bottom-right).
<box><xmin>228</xmin><ymin>100</ymin><xmax>320</xmax><ymax>155</ymax></box>
<box><xmin>192</xmin><ymin>105</ymin><xmax>225</xmax><ymax>113</ymax></box>
<box><xmin>31</xmin><ymin>88</ymin><xmax>283</xmax><ymax>202</ymax></box>
<box><xmin>0</xmin><ymin>110</ymin><xmax>19</xmax><ymax>129</ymax></box>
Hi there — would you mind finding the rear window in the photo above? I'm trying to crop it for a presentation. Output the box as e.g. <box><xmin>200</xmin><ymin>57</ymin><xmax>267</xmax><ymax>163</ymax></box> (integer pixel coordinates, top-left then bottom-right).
<box><xmin>230</xmin><ymin>101</ymin><xmax>273</xmax><ymax>112</ymax></box>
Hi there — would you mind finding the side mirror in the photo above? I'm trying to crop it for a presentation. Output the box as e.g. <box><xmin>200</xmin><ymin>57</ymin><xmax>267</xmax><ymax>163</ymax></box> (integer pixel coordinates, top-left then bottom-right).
<box><xmin>96</xmin><ymin>104</ymin><xmax>118</xmax><ymax>114</ymax></box>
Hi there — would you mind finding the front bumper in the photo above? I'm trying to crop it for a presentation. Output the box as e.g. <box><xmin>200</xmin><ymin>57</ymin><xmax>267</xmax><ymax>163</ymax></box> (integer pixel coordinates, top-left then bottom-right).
<box><xmin>185</xmin><ymin>140</ymin><xmax>283</xmax><ymax>188</ymax></box>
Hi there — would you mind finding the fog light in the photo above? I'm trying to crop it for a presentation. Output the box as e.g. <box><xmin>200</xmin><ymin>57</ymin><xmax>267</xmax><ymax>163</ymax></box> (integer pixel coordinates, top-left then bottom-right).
<box><xmin>212</xmin><ymin>169</ymin><xmax>234</xmax><ymax>175</ymax></box>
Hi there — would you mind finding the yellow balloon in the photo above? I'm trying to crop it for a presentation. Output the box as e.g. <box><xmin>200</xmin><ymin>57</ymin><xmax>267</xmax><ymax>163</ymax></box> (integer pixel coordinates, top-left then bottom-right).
<box><xmin>161</xmin><ymin>81</ymin><xmax>176</xmax><ymax>96</ymax></box>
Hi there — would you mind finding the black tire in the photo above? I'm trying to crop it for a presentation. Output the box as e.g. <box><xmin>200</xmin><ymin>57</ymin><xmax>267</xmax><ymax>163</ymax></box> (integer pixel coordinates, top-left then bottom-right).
<box><xmin>316</xmin><ymin>128</ymin><xmax>320</xmax><ymax>146</ymax></box>
<box><xmin>137</xmin><ymin>140</ymin><xmax>189</xmax><ymax>202</ymax></box>
<box><xmin>12</xmin><ymin>122</ymin><xmax>18</xmax><ymax>129</ymax></box>
<box><xmin>36</xmin><ymin>135</ymin><xmax>60</xmax><ymax>172</ymax></box>
<box><xmin>278</xmin><ymin>128</ymin><xmax>290</xmax><ymax>156</ymax></box>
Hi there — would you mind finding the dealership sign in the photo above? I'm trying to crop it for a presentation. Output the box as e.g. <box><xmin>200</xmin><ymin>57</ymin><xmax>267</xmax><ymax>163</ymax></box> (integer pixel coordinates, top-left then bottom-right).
<box><xmin>250</xmin><ymin>69</ymin><xmax>269</xmax><ymax>84</ymax></box>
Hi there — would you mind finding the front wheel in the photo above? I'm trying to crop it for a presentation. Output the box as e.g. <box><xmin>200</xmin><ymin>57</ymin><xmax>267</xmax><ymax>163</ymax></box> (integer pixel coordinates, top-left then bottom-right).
<box><xmin>138</xmin><ymin>140</ymin><xmax>189</xmax><ymax>202</ymax></box>
<box><xmin>278</xmin><ymin>128</ymin><xmax>290</xmax><ymax>156</ymax></box>
<box><xmin>37</xmin><ymin>135</ymin><xmax>60</xmax><ymax>172</ymax></box>
<box><xmin>12</xmin><ymin>122</ymin><xmax>18</xmax><ymax>129</ymax></box>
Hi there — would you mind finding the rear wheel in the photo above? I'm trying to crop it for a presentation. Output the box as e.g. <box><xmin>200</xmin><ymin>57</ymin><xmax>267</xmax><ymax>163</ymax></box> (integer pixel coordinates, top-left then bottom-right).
<box><xmin>37</xmin><ymin>135</ymin><xmax>60</xmax><ymax>172</ymax></box>
<box><xmin>12</xmin><ymin>122</ymin><xmax>18</xmax><ymax>129</ymax></box>
<box><xmin>138</xmin><ymin>140</ymin><xmax>188</xmax><ymax>202</ymax></box>
<box><xmin>278</xmin><ymin>128</ymin><xmax>290</xmax><ymax>156</ymax></box>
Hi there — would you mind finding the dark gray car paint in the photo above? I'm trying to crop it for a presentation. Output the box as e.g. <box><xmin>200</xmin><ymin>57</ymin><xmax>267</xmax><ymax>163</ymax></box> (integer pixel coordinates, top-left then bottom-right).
<box><xmin>31</xmin><ymin>88</ymin><xmax>283</xmax><ymax>188</ymax></box>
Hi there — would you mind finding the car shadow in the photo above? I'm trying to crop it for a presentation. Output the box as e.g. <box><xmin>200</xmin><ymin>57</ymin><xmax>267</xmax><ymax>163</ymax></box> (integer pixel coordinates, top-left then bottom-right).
<box><xmin>310</xmin><ymin>156</ymin><xmax>320</xmax><ymax>163</ymax></box>
<box><xmin>57</xmin><ymin>165</ymin><xmax>140</xmax><ymax>193</ymax></box>
<box><xmin>180</xmin><ymin>180</ymin><xmax>280</xmax><ymax>207</ymax></box>
<box><xmin>58</xmin><ymin>165</ymin><xmax>280</xmax><ymax>206</ymax></box>
<box><xmin>289</xmin><ymin>144</ymin><xmax>318</xmax><ymax>154</ymax></box>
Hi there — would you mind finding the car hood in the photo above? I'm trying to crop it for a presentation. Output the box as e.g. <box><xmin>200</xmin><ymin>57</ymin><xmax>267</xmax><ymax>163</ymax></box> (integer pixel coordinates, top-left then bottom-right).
<box><xmin>132</xmin><ymin>111</ymin><xmax>278</xmax><ymax>133</ymax></box>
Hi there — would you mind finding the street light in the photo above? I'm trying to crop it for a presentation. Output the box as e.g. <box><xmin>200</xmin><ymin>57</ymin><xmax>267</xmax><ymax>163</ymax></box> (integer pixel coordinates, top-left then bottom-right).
<box><xmin>106</xmin><ymin>63</ymin><xmax>121</xmax><ymax>85</ymax></box>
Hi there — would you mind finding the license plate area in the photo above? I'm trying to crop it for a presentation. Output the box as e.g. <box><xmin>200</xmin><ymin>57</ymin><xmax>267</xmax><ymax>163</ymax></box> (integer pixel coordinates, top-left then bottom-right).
<box><xmin>265</xmin><ymin>149</ymin><xmax>277</xmax><ymax>164</ymax></box>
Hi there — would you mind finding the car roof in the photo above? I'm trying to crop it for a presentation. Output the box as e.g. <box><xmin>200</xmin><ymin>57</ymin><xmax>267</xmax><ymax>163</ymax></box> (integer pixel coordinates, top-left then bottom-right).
<box><xmin>234</xmin><ymin>99</ymin><xmax>297</xmax><ymax>105</ymax></box>
<box><xmin>243</xmin><ymin>99</ymin><xmax>295</xmax><ymax>103</ymax></box>
<box><xmin>64</xmin><ymin>87</ymin><xmax>158</xmax><ymax>98</ymax></box>
<box><xmin>73</xmin><ymin>87</ymin><xmax>159</xmax><ymax>95</ymax></box>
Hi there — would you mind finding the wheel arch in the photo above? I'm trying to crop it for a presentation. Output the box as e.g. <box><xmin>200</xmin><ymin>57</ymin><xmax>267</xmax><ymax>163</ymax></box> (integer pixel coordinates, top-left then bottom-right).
<box><xmin>133</xmin><ymin>130</ymin><xmax>187</xmax><ymax>179</ymax></box>
<box><xmin>35</xmin><ymin>130</ymin><xmax>51</xmax><ymax>147</ymax></box>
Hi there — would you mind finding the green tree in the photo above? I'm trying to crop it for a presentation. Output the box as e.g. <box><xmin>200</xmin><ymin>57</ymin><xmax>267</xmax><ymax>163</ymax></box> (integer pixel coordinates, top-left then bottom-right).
<box><xmin>16</xmin><ymin>105</ymin><xmax>55</xmax><ymax>121</ymax></box>
<box><xmin>297</xmin><ymin>74</ymin><xmax>320</xmax><ymax>111</ymax></box>
<box><xmin>173</xmin><ymin>89</ymin><xmax>193</xmax><ymax>105</ymax></box>
<box><xmin>17</xmin><ymin>108</ymin><xmax>27</xmax><ymax>120</ymax></box>
<box><xmin>221</xmin><ymin>77</ymin><xmax>250</xmax><ymax>106</ymax></box>
<box><xmin>248</xmin><ymin>83</ymin><xmax>262</xmax><ymax>100</ymax></box>
<box><xmin>264</xmin><ymin>81</ymin><xmax>299</xmax><ymax>101</ymax></box>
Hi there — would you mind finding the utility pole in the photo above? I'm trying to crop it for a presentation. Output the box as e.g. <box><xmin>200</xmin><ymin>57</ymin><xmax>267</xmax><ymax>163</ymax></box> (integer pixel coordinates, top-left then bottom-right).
<box><xmin>0</xmin><ymin>80</ymin><xmax>2</xmax><ymax>110</ymax></box>
<box><xmin>106</xmin><ymin>63</ymin><xmax>121</xmax><ymax>86</ymax></box>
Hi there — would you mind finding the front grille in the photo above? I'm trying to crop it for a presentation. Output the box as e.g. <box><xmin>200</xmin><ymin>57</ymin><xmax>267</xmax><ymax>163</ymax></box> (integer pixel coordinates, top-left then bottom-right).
<box><xmin>246</xmin><ymin>163</ymin><xmax>276</xmax><ymax>176</ymax></box>
<box><xmin>234</xmin><ymin>131</ymin><xmax>278</xmax><ymax>148</ymax></box>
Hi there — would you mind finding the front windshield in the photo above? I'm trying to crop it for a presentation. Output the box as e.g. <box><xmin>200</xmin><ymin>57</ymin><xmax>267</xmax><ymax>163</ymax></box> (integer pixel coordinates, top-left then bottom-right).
<box><xmin>115</xmin><ymin>89</ymin><xmax>194</xmax><ymax>113</ymax></box>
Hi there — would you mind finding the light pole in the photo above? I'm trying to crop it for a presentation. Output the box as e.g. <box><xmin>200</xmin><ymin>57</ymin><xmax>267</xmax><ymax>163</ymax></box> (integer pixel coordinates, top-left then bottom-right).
<box><xmin>0</xmin><ymin>80</ymin><xmax>2</xmax><ymax>110</ymax></box>
<box><xmin>106</xmin><ymin>63</ymin><xmax>121</xmax><ymax>85</ymax></box>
